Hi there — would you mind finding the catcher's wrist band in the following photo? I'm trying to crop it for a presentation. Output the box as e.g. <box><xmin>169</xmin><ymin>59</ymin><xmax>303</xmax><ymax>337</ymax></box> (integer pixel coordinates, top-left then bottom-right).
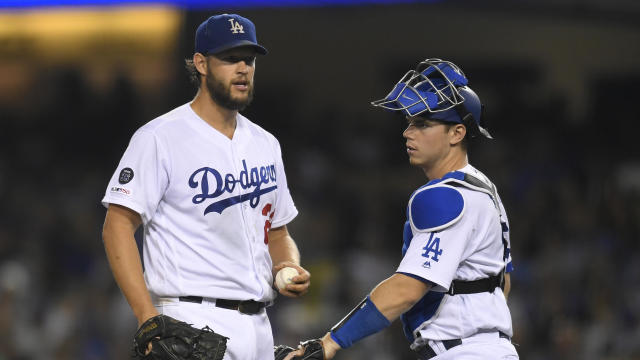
<box><xmin>329</xmin><ymin>296</ymin><xmax>391</xmax><ymax>348</ymax></box>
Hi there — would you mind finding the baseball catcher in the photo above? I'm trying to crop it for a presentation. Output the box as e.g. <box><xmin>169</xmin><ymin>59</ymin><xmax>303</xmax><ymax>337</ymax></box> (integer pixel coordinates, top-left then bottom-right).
<box><xmin>274</xmin><ymin>340</ymin><xmax>325</xmax><ymax>360</ymax></box>
<box><xmin>133</xmin><ymin>314</ymin><xmax>228</xmax><ymax>360</ymax></box>
<box><xmin>274</xmin><ymin>58</ymin><xmax>518</xmax><ymax>359</ymax></box>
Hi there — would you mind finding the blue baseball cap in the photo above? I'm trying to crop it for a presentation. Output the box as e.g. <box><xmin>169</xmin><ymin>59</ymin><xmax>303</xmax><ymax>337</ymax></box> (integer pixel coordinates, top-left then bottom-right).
<box><xmin>195</xmin><ymin>14</ymin><xmax>268</xmax><ymax>56</ymax></box>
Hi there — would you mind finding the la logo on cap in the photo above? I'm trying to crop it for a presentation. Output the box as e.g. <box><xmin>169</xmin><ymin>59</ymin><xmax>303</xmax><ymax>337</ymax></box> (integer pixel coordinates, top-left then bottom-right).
<box><xmin>194</xmin><ymin>14</ymin><xmax>267</xmax><ymax>55</ymax></box>
<box><xmin>229</xmin><ymin>19</ymin><xmax>244</xmax><ymax>34</ymax></box>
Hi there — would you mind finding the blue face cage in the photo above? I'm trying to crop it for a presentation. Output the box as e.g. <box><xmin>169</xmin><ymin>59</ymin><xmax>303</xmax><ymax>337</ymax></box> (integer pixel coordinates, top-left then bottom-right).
<box><xmin>371</xmin><ymin>58</ymin><xmax>492</xmax><ymax>139</ymax></box>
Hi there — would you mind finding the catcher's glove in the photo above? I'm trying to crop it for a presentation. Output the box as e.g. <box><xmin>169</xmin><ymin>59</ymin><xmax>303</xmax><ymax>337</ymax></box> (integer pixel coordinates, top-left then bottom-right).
<box><xmin>293</xmin><ymin>339</ymin><xmax>325</xmax><ymax>360</ymax></box>
<box><xmin>133</xmin><ymin>314</ymin><xmax>228</xmax><ymax>360</ymax></box>
<box><xmin>274</xmin><ymin>344</ymin><xmax>296</xmax><ymax>360</ymax></box>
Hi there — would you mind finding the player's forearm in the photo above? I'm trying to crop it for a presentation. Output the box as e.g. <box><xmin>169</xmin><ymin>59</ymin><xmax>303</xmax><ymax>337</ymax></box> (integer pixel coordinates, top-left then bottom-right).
<box><xmin>268</xmin><ymin>225</ymin><xmax>311</xmax><ymax>297</ymax></box>
<box><xmin>268</xmin><ymin>225</ymin><xmax>300</xmax><ymax>266</ymax></box>
<box><xmin>503</xmin><ymin>273</ymin><xmax>511</xmax><ymax>300</ymax></box>
<box><xmin>370</xmin><ymin>273</ymin><xmax>431</xmax><ymax>321</ymax></box>
<box><xmin>323</xmin><ymin>275</ymin><xmax>426</xmax><ymax>351</ymax></box>
<box><xmin>103</xmin><ymin>209</ymin><xmax>157</xmax><ymax>325</ymax></box>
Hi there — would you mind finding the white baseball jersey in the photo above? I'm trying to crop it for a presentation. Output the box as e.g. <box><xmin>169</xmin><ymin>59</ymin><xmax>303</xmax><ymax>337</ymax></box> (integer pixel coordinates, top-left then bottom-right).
<box><xmin>396</xmin><ymin>164</ymin><xmax>514</xmax><ymax>346</ymax></box>
<box><xmin>102</xmin><ymin>102</ymin><xmax>298</xmax><ymax>303</ymax></box>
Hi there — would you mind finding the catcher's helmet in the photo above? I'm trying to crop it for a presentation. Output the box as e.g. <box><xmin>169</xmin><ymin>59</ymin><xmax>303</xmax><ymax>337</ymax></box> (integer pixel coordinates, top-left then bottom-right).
<box><xmin>371</xmin><ymin>58</ymin><xmax>492</xmax><ymax>139</ymax></box>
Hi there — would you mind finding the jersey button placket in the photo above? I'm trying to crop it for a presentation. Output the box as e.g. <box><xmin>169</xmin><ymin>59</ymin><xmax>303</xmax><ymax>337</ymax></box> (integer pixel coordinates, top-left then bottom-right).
<box><xmin>230</xmin><ymin>134</ymin><xmax>264</xmax><ymax>298</ymax></box>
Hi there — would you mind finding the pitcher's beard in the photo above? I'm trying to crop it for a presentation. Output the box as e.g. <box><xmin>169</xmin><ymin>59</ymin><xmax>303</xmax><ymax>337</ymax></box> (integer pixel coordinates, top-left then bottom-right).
<box><xmin>206</xmin><ymin>72</ymin><xmax>254</xmax><ymax>111</ymax></box>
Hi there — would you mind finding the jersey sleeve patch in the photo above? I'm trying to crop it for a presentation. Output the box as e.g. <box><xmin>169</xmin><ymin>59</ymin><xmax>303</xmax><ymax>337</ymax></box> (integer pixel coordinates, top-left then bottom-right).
<box><xmin>409</xmin><ymin>185</ymin><xmax>464</xmax><ymax>233</ymax></box>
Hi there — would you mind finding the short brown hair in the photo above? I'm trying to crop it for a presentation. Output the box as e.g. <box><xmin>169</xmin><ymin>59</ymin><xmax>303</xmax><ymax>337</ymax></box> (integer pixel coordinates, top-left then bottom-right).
<box><xmin>184</xmin><ymin>58</ymin><xmax>201</xmax><ymax>88</ymax></box>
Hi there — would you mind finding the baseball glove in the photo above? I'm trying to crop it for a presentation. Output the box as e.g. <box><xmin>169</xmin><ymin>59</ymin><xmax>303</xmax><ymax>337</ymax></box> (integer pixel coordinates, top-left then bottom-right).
<box><xmin>294</xmin><ymin>339</ymin><xmax>325</xmax><ymax>360</ymax></box>
<box><xmin>274</xmin><ymin>344</ymin><xmax>296</xmax><ymax>360</ymax></box>
<box><xmin>273</xmin><ymin>339</ymin><xmax>324</xmax><ymax>360</ymax></box>
<box><xmin>133</xmin><ymin>314</ymin><xmax>228</xmax><ymax>360</ymax></box>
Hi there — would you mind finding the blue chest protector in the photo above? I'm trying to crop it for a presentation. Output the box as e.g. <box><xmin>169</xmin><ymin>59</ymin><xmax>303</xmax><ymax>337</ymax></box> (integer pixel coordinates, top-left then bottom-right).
<box><xmin>399</xmin><ymin>170</ymin><xmax>508</xmax><ymax>342</ymax></box>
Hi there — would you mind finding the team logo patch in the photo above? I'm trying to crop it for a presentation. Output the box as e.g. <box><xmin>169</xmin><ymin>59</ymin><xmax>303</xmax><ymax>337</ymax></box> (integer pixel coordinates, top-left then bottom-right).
<box><xmin>422</xmin><ymin>233</ymin><xmax>443</xmax><ymax>262</ymax></box>
<box><xmin>119</xmin><ymin>168</ymin><xmax>134</xmax><ymax>184</ymax></box>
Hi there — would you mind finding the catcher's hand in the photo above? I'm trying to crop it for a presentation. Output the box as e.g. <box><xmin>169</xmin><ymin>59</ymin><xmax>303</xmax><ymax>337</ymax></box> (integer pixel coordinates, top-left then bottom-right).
<box><xmin>274</xmin><ymin>344</ymin><xmax>296</xmax><ymax>360</ymax></box>
<box><xmin>133</xmin><ymin>314</ymin><xmax>228</xmax><ymax>360</ymax></box>
<box><xmin>284</xmin><ymin>339</ymin><xmax>325</xmax><ymax>360</ymax></box>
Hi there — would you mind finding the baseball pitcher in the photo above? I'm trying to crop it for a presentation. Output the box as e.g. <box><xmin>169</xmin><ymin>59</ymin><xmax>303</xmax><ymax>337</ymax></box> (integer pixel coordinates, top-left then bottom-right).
<box><xmin>102</xmin><ymin>14</ymin><xmax>311</xmax><ymax>360</ymax></box>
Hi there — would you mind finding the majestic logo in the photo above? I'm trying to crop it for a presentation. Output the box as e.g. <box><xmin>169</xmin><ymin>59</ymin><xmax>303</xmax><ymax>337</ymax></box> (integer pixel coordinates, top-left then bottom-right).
<box><xmin>189</xmin><ymin>160</ymin><xmax>277</xmax><ymax>215</ymax></box>
<box><xmin>228</xmin><ymin>18</ymin><xmax>244</xmax><ymax>34</ymax></box>
<box><xmin>422</xmin><ymin>233</ymin><xmax>443</xmax><ymax>262</ymax></box>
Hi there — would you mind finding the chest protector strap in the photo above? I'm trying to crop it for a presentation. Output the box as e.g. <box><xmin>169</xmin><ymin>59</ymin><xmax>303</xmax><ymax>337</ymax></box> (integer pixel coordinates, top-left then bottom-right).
<box><xmin>441</xmin><ymin>172</ymin><xmax>507</xmax><ymax>295</ymax></box>
<box><xmin>447</xmin><ymin>270</ymin><xmax>504</xmax><ymax>295</ymax></box>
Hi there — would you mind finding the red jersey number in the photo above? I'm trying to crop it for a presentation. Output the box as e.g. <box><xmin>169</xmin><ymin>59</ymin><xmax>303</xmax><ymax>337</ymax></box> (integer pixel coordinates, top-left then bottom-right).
<box><xmin>262</xmin><ymin>203</ymin><xmax>275</xmax><ymax>244</ymax></box>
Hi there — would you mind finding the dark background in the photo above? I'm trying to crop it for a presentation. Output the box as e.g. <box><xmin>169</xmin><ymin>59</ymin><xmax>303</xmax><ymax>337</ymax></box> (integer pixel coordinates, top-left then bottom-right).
<box><xmin>1</xmin><ymin>1</ymin><xmax>639</xmax><ymax>359</ymax></box>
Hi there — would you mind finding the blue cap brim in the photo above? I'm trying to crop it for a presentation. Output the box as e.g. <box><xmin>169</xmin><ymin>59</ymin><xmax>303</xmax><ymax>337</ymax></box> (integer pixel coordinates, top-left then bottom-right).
<box><xmin>202</xmin><ymin>40</ymin><xmax>268</xmax><ymax>55</ymax></box>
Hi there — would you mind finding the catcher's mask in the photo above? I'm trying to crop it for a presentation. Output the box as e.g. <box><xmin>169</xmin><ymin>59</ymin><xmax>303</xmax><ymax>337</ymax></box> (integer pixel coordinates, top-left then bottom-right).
<box><xmin>371</xmin><ymin>58</ymin><xmax>492</xmax><ymax>139</ymax></box>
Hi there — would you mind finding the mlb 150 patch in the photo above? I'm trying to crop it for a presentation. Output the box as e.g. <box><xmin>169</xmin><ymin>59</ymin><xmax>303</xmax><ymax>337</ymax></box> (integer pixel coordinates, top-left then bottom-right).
<box><xmin>110</xmin><ymin>187</ymin><xmax>132</xmax><ymax>196</ymax></box>
<box><xmin>119</xmin><ymin>168</ymin><xmax>134</xmax><ymax>184</ymax></box>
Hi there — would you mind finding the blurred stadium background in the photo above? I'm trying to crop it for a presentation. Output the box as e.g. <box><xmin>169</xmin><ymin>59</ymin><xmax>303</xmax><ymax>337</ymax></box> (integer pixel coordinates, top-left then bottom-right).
<box><xmin>0</xmin><ymin>0</ymin><xmax>639</xmax><ymax>359</ymax></box>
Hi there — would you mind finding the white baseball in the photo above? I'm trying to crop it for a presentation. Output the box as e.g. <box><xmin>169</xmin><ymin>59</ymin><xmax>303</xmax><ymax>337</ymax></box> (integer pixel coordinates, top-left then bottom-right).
<box><xmin>275</xmin><ymin>267</ymin><xmax>298</xmax><ymax>290</ymax></box>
